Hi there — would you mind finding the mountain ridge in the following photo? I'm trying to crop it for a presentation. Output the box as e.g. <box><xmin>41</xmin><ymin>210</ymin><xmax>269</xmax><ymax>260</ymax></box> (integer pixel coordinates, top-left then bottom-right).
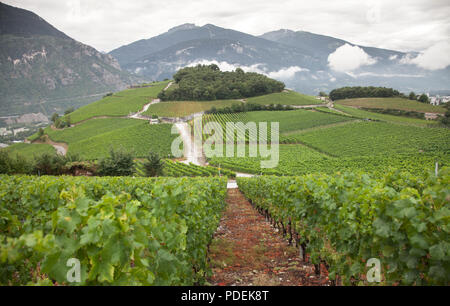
<box><xmin>0</xmin><ymin>2</ymin><xmax>141</xmax><ymax>117</ymax></box>
<box><xmin>108</xmin><ymin>23</ymin><xmax>449</xmax><ymax>95</ymax></box>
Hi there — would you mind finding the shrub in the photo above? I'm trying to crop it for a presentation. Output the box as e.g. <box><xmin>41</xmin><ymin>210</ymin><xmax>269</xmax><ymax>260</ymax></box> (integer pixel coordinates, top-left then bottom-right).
<box><xmin>33</xmin><ymin>153</ymin><xmax>66</xmax><ymax>175</ymax></box>
<box><xmin>0</xmin><ymin>151</ymin><xmax>33</xmax><ymax>174</ymax></box>
<box><xmin>98</xmin><ymin>148</ymin><xmax>135</xmax><ymax>176</ymax></box>
<box><xmin>143</xmin><ymin>152</ymin><xmax>164</xmax><ymax>177</ymax></box>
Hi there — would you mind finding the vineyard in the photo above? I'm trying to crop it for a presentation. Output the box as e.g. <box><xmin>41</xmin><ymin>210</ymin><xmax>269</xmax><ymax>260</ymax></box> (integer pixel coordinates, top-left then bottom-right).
<box><xmin>68</xmin><ymin>81</ymin><xmax>169</xmax><ymax>123</ymax></box>
<box><xmin>0</xmin><ymin>175</ymin><xmax>227</xmax><ymax>285</ymax></box>
<box><xmin>237</xmin><ymin>168</ymin><xmax>450</xmax><ymax>285</ymax></box>
<box><xmin>68</xmin><ymin>122</ymin><xmax>177</xmax><ymax>160</ymax></box>
<box><xmin>290</xmin><ymin>121</ymin><xmax>450</xmax><ymax>157</ymax></box>
<box><xmin>333</xmin><ymin>104</ymin><xmax>438</xmax><ymax>127</ymax></box>
<box><xmin>134</xmin><ymin>160</ymin><xmax>236</xmax><ymax>178</ymax></box>
<box><xmin>335</xmin><ymin>97</ymin><xmax>446</xmax><ymax>114</ymax></box>
<box><xmin>197</xmin><ymin>110</ymin><xmax>355</xmax><ymax>143</ymax></box>
<box><xmin>209</xmin><ymin>145</ymin><xmax>448</xmax><ymax>176</ymax></box>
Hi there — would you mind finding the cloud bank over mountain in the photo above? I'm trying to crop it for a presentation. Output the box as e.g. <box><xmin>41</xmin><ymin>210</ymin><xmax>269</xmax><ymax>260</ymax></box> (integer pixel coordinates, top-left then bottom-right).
<box><xmin>185</xmin><ymin>60</ymin><xmax>307</xmax><ymax>80</ymax></box>
<box><xmin>328</xmin><ymin>44</ymin><xmax>377</xmax><ymax>72</ymax></box>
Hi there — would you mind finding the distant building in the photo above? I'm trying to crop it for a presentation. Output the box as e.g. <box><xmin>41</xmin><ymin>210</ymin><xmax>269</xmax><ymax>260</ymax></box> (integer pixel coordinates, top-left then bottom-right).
<box><xmin>149</xmin><ymin>118</ymin><xmax>159</xmax><ymax>125</ymax></box>
<box><xmin>428</xmin><ymin>94</ymin><xmax>450</xmax><ymax>106</ymax></box>
<box><xmin>0</xmin><ymin>128</ymin><xmax>12</xmax><ymax>136</ymax></box>
<box><xmin>13</xmin><ymin>127</ymin><xmax>29</xmax><ymax>135</ymax></box>
<box><xmin>425</xmin><ymin>113</ymin><xmax>439</xmax><ymax>120</ymax></box>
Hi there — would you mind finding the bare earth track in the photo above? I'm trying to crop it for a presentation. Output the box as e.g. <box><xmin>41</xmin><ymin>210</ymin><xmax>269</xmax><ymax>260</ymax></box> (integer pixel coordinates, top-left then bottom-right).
<box><xmin>208</xmin><ymin>189</ymin><xmax>331</xmax><ymax>286</ymax></box>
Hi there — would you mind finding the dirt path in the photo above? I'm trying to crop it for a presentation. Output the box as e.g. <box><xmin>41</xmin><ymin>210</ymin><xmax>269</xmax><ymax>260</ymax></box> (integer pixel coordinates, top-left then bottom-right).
<box><xmin>129</xmin><ymin>98</ymin><xmax>161</xmax><ymax>120</ymax></box>
<box><xmin>164</xmin><ymin>82</ymin><xmax>173</xmax><ymax>91</ymax></box>
<box><xmin>33</xmin><ymin>136</ymin><xmax>68</xmax><ymax>156</ymax></box>
<box><xmin>208</xmin><ymin>189</ymin><xmax>330</xmax><ymax>286</ymax></box>
<box><xmin>290</xmin><ymin>104</ymin><xmax>327</xmax><ymax>109</ymax></box>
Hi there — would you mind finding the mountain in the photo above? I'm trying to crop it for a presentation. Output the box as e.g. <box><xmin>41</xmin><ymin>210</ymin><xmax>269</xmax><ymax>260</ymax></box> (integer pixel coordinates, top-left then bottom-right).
<box><xmin>0</xmin><ymin>2</ymin><xmax>140</xmax><ymax>117</ymax></box>
<box><xmin>109</xmin><ymin>24</ymin><xmax>449</xmax><ymax>95</ymax></box>
<box><xmin>111</xmin><ymin>24</ymin><xmax>321</xmax><ymax>80</ymax></box>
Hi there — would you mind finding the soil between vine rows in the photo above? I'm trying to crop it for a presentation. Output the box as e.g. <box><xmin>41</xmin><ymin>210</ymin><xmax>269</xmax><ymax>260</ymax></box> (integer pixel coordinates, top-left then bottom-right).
<box><xmin>207</xmin><ymin>188</ymin><xmax>331</xmax><ymax>286</ymax></box>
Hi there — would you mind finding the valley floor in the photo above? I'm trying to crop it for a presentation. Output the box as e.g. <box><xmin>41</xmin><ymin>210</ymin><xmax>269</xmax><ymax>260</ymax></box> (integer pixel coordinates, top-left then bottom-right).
<box><xmin>207</xmin><ymin>188</ymin><xmax>330</xmax><ymax>286</ymax></box>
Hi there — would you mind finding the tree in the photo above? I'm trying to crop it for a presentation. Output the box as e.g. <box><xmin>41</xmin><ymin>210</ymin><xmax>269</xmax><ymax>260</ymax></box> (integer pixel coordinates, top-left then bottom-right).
<box><xmin>33</xmin><ymin>153</ymin><xmax>66</xmax><ymax>175</ymax></box>
<box><xmin>319</xmin><ymin>91</ymin><xmax>328</xmax><ymax>97</ymax></box>
<box><xmin>409</xmin><ymin>92</ymin><xmax>416</xmax><ymax>100</ymax></box>
<box><xmin>64</xmin><ymin>107</ymin><xmax>74</xmax><ymax>115</ymax></box>
<box><xmin>441</xmin><ymin>103</ymin><xmax>450</xmax><ymax>126</ymax></box>
<box><xmin>98</xmin><ymin>148</ymin><xmax>135</xmax><ymax>176</ymax></box>
<box><xmin>143</xmin><ymin>152</ymin><xmax>164</xmax><ymax>177</ymax></box>
<box><xmin>38</xmin><ymin>128</ymin><xmax>44</xmax><ymax>140</ymax></box>
<box><xmin>51</xmin><ymin>113</ymin><xmax>59</xmax><ymax>123</ymax></box>
<box><xmin>418</xmin><ymin>94</ymin><xmax>429</xmax><ymax>103</ymax></box>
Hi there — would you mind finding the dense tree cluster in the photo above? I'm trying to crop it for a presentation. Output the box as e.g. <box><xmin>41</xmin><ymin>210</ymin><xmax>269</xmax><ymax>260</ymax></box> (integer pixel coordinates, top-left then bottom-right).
<box><xmin>329</xmin><ymin>86</ymin><xmax>401</xmax><ymax>101</ymax></box>
<box><xmin>0</xmin><ymin>151</ymin><xmax>81</xmax><ymax>176</ymax></box>
<box><xmin>158</xmin><ymin>64</ymin><xmax>285</xmax><ymax>101</ymax></box>
<box><xmin>418</xmin><ymin>94</ymin><xmax>429</xmax><ymax>103</ymax></box>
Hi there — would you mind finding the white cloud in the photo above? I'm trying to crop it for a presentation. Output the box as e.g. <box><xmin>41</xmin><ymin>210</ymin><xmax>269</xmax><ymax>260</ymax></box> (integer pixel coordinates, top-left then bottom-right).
<box><xmin>389</xmin><ymin>55</ymin><xmax>398</xmax><ymax>60</ymax></box>
<box><xmin>346</xmin><ymin>71</ymin><xmax>425</xmax><ymax>78</ymax></box>
<box><xmin>184</xmin><ymin>60</ymin><xmax>305</xmax><ymax>80</ymax></box>
<box><xmin>328</xmin><ymin>44</ymin><xmax>377</xmax><ymax>72</ymax></box>
<box><xmin>267</xmin><ymin>66</ymin><xmax>307</xmax><ymax>79</ymax></box>
<box><xmin>400</xmin><ymin>42</ymin><xmax>450</xmax><ymax>70</ymax></box>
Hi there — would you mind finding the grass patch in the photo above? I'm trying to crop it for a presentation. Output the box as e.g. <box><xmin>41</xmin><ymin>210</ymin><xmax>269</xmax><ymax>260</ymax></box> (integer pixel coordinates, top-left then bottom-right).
<box><xmin>1</xmin><ymin>143</ymin><xmax>55</xmax><ymax>159</ymax></box>
<box><xmin>336</xmin><ymin>97</ymin><xmax>445</xmax><ymax>113</ymax></box>
<box><xmin>247</xmin><ymin>91</ymin><xmax>324</xmax><ymax>106</ymax></box>
<box><xmin>144</xmin><ymin>100</ymin><xmax>240</xmax><ymax>117</ymax></box>
<box><xmin>334</xmin><ymin>104</ymin><xmax>437</xmax><ymax>126</ymax></box>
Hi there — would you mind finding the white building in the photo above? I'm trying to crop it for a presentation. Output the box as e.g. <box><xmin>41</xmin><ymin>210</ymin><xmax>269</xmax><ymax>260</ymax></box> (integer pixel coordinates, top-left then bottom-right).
<box><xmin>0</xmin><ymin>128</ymin><xmax>12</xmax><ymax>136</ymax></box>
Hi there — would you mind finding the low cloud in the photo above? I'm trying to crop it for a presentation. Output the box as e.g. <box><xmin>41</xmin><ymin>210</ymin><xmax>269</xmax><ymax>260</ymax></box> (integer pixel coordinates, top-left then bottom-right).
<box><xmin>328</xmin><ymin>44</ymin><xmax>377</xmax><ymax>72</ymax></box>
<box><xmin>267</xmin><ymin>66</ymin><xmax>308</xmax><ymax>79</ymax></box>
<box><xmin>184</xmin><ymin>60</ymin><xmax>306</xmax><ymax>80</ymax></box>
<box><xmin>346</xmin><ymin>71</ymin><xmax>425</xmax><ymax>78</ymax></box>
<box><xmin>400</xmin><ymin>42</ymin><xmax>450</xmax><ymax>70</ymax></box>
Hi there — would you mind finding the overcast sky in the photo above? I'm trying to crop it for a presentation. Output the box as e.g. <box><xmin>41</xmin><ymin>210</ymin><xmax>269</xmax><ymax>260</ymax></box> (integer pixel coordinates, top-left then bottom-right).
<box><xmin>3</xmin><ymin>0</ymin><xmax>450</xmax><ymax>53</ymax></box>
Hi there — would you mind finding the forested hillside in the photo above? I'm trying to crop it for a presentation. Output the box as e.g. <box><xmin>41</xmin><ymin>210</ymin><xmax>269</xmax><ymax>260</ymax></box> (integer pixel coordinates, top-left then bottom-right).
<box><xmin>158</xmin><ymin>64</ymin><xmax>285</xmax><ymax>101</ymax></box>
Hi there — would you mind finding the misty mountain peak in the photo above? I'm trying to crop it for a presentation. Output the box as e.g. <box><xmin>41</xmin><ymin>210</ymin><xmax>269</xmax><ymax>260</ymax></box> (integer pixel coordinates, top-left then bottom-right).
<box><xmin>167</xmin><ymin>23</ymin><xmax>198</xmax><ymax>34</ymax></box>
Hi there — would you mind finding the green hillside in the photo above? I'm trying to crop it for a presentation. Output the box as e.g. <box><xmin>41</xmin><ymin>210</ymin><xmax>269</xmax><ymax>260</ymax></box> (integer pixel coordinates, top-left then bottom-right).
<box><xmin>334</xmin><ymin>104</ymin><xmax>437</xmax><ymax>126</ymax></box>
<box><xmin>2</xmin><ymin>143</ymin><xmax>55</xmax><ymax>159</ymax></box>
<box><xmin>144</xmin><ymin>100</ymin><xmax>239</xmax><ymax>117</ymax></box>
<box><xmin>67</xmin><ymin>81</ymin><xmax>169</xmax><ymax>123</ymax></box>
<box><xmin>336</xmin><ymin>97</ymin><xmax>445</xmax><ymax>113</ymax></box>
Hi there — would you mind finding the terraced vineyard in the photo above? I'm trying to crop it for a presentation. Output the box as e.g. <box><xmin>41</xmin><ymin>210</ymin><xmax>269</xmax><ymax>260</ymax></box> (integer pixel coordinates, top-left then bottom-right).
<box><xmin>334</xmin><ymin>104</ymin><xmax>437</xmax><ymax>126</ymax></box>
<box><xmin>0</xmin><ymin>175</ymin><xmax>227</xmax><ymax>285</ymax></box>
<box><xmin>247</xmin><ymin>91</ymin><xmax>324</xmax><ymax>105</ymax></box>
<box><xmin>67</xmin><ymin>122</ymin><xmax>177</xmax><ymax>160</ymax></box>
<box><xmin>336</xmin><ymin>97</ymin><xmax>446</xmax><ymax>113</ymax></box>
<box><xmin>44</xmin><ymin>118</ymin><xmax>142</xmax><ymax>144</ymax></box>
<box><xmin>68</xmin><ymin>81</ymin><xmax>169</xmax><ymax>123</ymax></box>
<box><xmin>199</xmin><ymin>110</ymin><xmax>355</xmax><ymax>142</ymax></box>
<box><xmin>290</xmin><ymin>121</ymin><xmax>450</xmax><ymax>157</ymax></box>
